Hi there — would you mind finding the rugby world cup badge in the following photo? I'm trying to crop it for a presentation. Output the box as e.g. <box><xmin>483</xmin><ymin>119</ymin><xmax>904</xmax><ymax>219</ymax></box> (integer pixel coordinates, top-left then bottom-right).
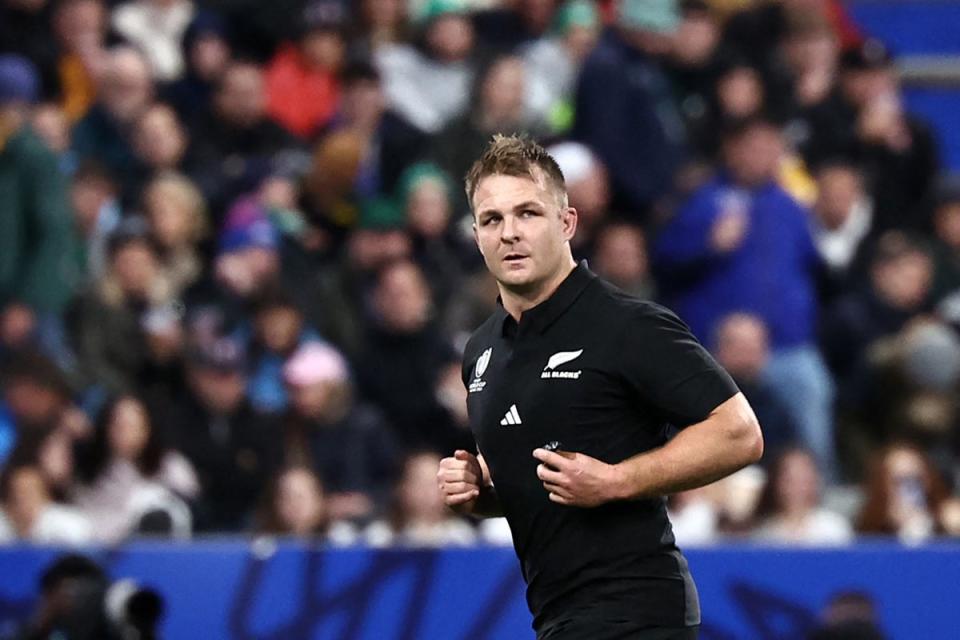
<box><xmin>469</xmin><ymin>348</ymin><xmax>492</xmax><ymax>393</ymax></box>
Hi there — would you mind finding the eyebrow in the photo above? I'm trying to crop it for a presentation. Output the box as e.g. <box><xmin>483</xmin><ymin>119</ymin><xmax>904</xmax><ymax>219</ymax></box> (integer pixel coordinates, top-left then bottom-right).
<box><xmin>477</xmin><ymin>201</ymin><xmax>544</xmax><ymax>219</ymax></box>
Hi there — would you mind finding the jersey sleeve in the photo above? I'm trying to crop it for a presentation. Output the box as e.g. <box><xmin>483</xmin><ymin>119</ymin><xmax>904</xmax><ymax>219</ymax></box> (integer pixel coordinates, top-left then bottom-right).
<box><xmin>618</xmin><ymin>302</ymin><xmax>739</xmax><ymax>428</ymax></box>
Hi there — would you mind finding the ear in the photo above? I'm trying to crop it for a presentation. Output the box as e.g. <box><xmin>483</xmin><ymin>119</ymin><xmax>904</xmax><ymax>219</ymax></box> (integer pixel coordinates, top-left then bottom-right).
<box><xmin>561</xmin><ymin>207</ymin><xmax>578</xmax><ymax>242</ymax></box>
<box><xmin>472</xmin><ymin>220</ymin><xmax>481</xmax><ymax>252</ymax></box>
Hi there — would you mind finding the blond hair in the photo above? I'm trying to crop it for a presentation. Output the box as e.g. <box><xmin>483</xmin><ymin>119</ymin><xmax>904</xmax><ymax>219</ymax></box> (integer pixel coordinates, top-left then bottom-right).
<box><xmin>464</xmin><ymin>134</ymin><xmax>568</xmax><ymax>210</ymax></box>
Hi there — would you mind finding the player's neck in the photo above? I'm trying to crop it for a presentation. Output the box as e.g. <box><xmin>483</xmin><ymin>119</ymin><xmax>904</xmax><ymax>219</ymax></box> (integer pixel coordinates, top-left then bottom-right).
<box><xmin>499</xmin><ymin>258</ymin><xmax>577</xmax><ymax>321</ymax></box>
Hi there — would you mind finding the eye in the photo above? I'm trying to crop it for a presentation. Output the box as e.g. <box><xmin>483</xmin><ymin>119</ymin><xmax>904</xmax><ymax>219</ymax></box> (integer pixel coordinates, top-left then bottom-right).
<box><xmin>520</xmin><ymin>209</ymin><xmax>537</xmax><ymax>218</ymax></box>
<box><xmin>481</xmin><ymin>215</ymin><xmax>501</xmax><ymax>226</ymax></box>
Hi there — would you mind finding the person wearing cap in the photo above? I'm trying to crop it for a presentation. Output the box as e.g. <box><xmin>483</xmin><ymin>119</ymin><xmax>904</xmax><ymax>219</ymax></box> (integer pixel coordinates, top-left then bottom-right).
<box><xmin>162</xmin><ymin>10</ymin><xmax>232</xmax><ymax>121</ymax></box>
<box><xmin>835</xmin><ymin>38</ymin><xmax>939</xmax><ymax>234</ymax></box>
<box><xmin>521</xmin><ymin>0</ymin><xmax>601</xmax><ymax>134</ymax></box>
<box><xmin>0</xmin><ymin>54</ymin><xmax>79</xmax><ymax>318</ymax></box>
<box><xmin>282</xmin><ymin>341</ymin><xmax>401</xmax><ymax>521</ymax></box>
<box><xmin>374</xmin><ymin>0</ymin><xmax>477</xmax><ymax>134</ymax></box>
<box><xmin>572</xmin><ymin>0</ymin><xmax>687</xmax><ymax>220</ymax></box>
<box><xmin>164</xmin><ymin>335</ymin><xmax>283</xmax><ymax>531</ymax></box>
<box><xmin>265</xmin><ymin>0</ymin><xmax>346</xmax><ymax>139</ymax></box>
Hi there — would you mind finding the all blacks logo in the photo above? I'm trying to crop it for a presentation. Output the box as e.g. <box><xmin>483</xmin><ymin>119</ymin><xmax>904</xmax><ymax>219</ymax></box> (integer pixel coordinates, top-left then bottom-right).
<box><xmin>469</xmin><ymin>348</ymin><xmax>492</xmax><ymax>393</ymax></box>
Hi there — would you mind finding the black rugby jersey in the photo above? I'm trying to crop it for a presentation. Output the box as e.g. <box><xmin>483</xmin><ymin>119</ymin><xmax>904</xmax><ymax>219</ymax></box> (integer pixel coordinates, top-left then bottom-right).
<box><xmin>461</xmin><ymin>263</ymin><xmax>738</xmax><ymax>631</ymax></box>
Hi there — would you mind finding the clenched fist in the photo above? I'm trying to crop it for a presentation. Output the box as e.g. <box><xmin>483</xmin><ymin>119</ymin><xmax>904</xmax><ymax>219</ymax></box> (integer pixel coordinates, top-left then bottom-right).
<box><xmin>437</xmin><ymin>450</ymin><xmax>484</xmax><ymax>515</ymax></box>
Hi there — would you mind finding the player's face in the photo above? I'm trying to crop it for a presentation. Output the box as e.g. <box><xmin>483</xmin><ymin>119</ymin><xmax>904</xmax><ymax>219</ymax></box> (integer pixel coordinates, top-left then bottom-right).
<box><xmin>472</xmin><ymin>172</ymin><xmax>577</xmax><ymax>294</ymax></box>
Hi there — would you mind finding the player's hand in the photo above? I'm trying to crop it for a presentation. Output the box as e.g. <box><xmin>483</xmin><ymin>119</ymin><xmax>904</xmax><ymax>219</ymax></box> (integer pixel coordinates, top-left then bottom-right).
<box><xmin>533</xmin><ymin>448</ymin><xmax>622</xmax><ymax>507</ymax></box>
<box><xmin>438</xmin><ymin>450</ymin><xmax>483</xmax><ymax>515</ymax></box>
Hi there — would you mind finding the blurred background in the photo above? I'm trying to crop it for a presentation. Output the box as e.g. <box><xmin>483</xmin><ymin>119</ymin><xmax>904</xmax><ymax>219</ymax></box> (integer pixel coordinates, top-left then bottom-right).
<box><xmin>0</xmin><ymin>0</ymin><xmax>959</xmax><ymax>638</ymax></box>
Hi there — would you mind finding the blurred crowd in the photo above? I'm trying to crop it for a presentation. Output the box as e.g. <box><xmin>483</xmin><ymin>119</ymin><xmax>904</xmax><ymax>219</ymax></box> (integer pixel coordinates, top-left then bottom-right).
<box><xmin>0</xmin><ymin>0</ymin><xmax>959</xmax><ymax>549</ymax></box>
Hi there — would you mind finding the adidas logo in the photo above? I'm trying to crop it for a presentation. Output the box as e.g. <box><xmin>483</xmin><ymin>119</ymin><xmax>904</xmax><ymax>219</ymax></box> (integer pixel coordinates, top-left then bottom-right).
<box><xmin>500</xmin><ymin>404</ymin><xmax>522</xmax><ymax>426</ymax></box>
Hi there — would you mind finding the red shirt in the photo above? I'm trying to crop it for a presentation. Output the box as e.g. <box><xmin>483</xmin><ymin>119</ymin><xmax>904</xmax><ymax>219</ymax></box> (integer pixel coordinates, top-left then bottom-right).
<box><xmin>265</xmin><ymin>43</ymin><xmax>340</xmax><ymax>139</ymax></box>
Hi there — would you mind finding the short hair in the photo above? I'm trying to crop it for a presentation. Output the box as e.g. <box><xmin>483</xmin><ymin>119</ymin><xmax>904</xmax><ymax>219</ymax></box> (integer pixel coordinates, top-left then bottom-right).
<box><xmin>464</xmin><ymin>134</ymin><xmax>567</xmax><ymax>210</ymax></box>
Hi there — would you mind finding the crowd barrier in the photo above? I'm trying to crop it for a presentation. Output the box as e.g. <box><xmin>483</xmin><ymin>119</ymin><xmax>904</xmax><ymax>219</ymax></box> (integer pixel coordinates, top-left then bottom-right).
<box><xmin>1</xmin><ymin>541</ymin><xmax>958</xmax><ymax>639</ymax></box>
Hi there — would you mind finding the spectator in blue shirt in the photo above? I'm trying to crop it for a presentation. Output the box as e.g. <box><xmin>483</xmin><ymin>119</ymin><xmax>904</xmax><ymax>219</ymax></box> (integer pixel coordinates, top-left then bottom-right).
<box><xmin>654</xmin><ymin>114</ymin><xmax>836</xmax><ymax>474</ymax></box>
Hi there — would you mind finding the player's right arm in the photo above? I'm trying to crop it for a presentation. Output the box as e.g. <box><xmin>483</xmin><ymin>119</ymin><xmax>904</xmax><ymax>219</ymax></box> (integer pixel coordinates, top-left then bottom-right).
<box><xmin>438</xmin><ymin>450</ymin><xmax>503</xmax><ymax>518</ymax></box>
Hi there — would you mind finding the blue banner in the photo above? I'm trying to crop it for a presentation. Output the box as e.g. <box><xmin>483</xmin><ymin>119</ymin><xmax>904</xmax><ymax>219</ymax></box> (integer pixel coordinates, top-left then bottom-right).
<box><xmin>1</xmin><ymin>542</ymin><xmax>958</xmax><ymax>639</ymax></box>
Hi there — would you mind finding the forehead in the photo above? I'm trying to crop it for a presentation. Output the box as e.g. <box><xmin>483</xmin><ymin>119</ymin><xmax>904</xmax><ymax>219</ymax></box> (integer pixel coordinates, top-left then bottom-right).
<box><xmin>473</xmin><ymin>172</ymin><xmax>554</xmax><ymax>213</ymax></box>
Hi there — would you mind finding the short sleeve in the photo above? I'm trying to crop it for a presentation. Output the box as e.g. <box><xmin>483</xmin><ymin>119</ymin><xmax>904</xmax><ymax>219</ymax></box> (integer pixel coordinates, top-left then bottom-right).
<box><xmin>617</xmin><ymin>302</ymin><xmax>738</xmax><ymax>428</ymax></box>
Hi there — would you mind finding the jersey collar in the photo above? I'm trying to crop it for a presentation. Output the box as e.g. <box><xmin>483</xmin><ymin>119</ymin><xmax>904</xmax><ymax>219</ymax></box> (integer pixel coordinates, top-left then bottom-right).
<box><xmin>497</xmin><ymin>260</ymin><xmax>596</xmax><ymax>337</ymax></box>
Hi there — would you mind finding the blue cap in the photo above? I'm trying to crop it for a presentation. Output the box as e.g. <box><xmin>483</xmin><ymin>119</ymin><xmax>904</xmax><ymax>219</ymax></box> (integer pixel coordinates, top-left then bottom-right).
<box><xmin>0</xmin><ymin>54</ymin><xmax>39</xmax><ymax>105</ymax></box>
<box><xmin>618</xmin><ymin>0</ymin><xmax>680</xmax><ymax>34</ymax></box>
<box><xmin>218</xmin><ymin>219</ymin><xmax>279</xmax><ymax>254</ymax></box>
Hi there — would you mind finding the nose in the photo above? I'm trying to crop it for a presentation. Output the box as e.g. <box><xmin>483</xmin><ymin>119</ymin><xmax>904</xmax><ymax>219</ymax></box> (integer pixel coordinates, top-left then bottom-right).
<box><xmin>500</xmin><ymin>214</ymin><xmax>519</xmax><ymax>243</ymax></box>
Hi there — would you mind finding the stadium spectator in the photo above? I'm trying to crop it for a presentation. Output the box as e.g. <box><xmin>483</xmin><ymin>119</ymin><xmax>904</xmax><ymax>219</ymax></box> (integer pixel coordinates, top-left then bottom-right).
<box><xmin>665</xmin><ymin>0</ymin><xmax>722</xmax><ymax>160</ymax></box>
<box><xmin>325</xmin><ymin>60</ymin><xmax>428</xmax><ymax>198</ymax></box>
<box><xmin>591</xmin><ymin>221</ymin><xmax>654</xmax><ymax>299</ymax></box>
<box><xmin>364</xmin><ymin>451</ymin><xmax>475</xmax><ymax>547</ymax></box>
<box><xmin>71</xmin><ymin>226</ymin><xmax>175</xmax><ymax>396</ymax></box>
<box><xmin>654</xmin><ymin>115</ymin><xmax>833</xmax><ymax>473</ymax></box>
<box><xmin>547</xmin><ymin>141</ymin><xmax>612</xmax><ymax>257</ymax></box>
<box><xmin>187</xmin><ymin>61</ymin><xmax>300</xmax><ymax>219</ymax></box>
<box><xmin>130</xmin><ymin>104</ymin><xmax>191</xmax><ymax>197</ymax></box>
<box><xmin>810</xmin><ymin>158</ymin><xmax>874</xmax><ymax>301</ymax></box>
<box><xmin>712</xmin><ymin>313</ymin><xmax>798</xmax><ymax>458</ymax></box>
<box><xmin>31</xmin><ymin>102</ymin><xmax>73</xmax><ymax>164</ymax></box>
<box><xmin>73</xmin><ymin>395</ymin><xmax>196</xmax><ymax>543</ymax></box>
<box><xmin>282</xmin><ymin>341</ymin><xmax>399</xmax><ymax>522</ymax></box>
<box><xmin>753</xmin><ymin>447</ymin><xmax>853</xmax><ymax>545</ymax></box>
<box><xmin>162</xmin><ymin>10</ymin><xmax>232</xmax><ymax>122</ymax></box>
<box><xmin>0</xmin><ymin>463</ymin><xmax>93</xmax><ymax>545</ymax></box>
<box><xmin>856</xmin><ymin>442</ymin><xmax>951</xmax><ymax>543</ymax></box>
<box><xmin>520</xmin><ymin>0</ymin><xmax>600</xmax><ymax>134</ymax></box>
<box><xmin>256</xmin><ymin>465</ymin><xmax>335</xmax><ymax>538</ymax></box>
<box><xmin>265</xmin><ymin>0</ymin><xmax>346</xmax><ymax>140</ymax></box>
<box><xmin>573</xmin><ymin>0</ymin><xmax>686</xmax><ymax>219</ymax></box>
<box><xmin>0</xmin><ymin>55</ymin><xmax>80</xmax><ymax>318</ymax></box>
<box><xmin>51</xmin><ymin>0</ymin><xmax>111</xmax><ymax>122</ymax></box>
<box><xmin>71</xmin><ymin>46</ymin><xmax>154</xmax><ymax>200</ymax></box>
<box><xmin>0</xmin><ymin>351</ymin><xmax>79</xmax><ymax>466</ymax></box>
<box><xmin>141</xmin><ymin>173</ymin><xmax>206</xmax><ymax>290</ymax></box>
<box><xmin>356</xmin><ymin>260</ymin><xmax>467</xmax><ymax>453</ymax></box>
<box><xmin>471</xmin><ymin>0</ymin><xmax>556</xmax><ymax>53</ymax></box>
<box><xmin>183</xmin><ymin>215</ymin><xmax>282</xmax><ymax>336</ymax></box>
<box><xmin>348</xmin><ymin>0</ymin><xmax>411</xmax><ymax>59</ymax></box>
<box><xmin>821</xmin><ymin>232</ymin><xmax>935</xmax><ymax>432</ymax></box>
<box><xmin>111</xmin><ymin>0</ymin><xmax>195</xmax><ymax>82</ymax></box>
<box><xmin>432</xmin><ymin>54</ymin><xmax>539</xmax><ymax>211</ymax></box>
<box><xmin>398</xmin><ymin>162</ymin><xmax>475</xmax><ymax>307</ymax></box>
<box><xmin>70</xmin><ymin>161</ymin><xmax>123</xmax><ymax>285</ymax></box>
<box><xmin>164</xmin><ymin>337</ymin><xmax>282</xmax><ymax>531</ymax></box>
<box><xmin>930</xmin><ymin>180</ymin><xmax>960</xmax><ymax>300</ymax></box>
<box><xmin>835</xmin><ymin>39</ymin><xmax>939</xmax><ymax>233</ymax></box>
<box><xmin>374</xmin><ymin>0</ymin><xmax>477</xmax><ymax>134</ymax></box>
<box><xmin>247</xmin><ymin>290</ymin><xmax>322</xmax><ymax>414</ymax></box>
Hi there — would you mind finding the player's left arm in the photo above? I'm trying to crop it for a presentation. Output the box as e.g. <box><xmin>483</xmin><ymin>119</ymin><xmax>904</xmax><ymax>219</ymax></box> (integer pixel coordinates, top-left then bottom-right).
<box><xmin>534</xmin><ymin>392</ymin><xmax>761</xmax><ymax>506</ymax></box>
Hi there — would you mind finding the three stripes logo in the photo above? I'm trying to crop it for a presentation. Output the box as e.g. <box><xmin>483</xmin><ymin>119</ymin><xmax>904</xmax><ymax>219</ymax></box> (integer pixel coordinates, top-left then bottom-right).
<box><xmin>500</xmin><ymin>404</ymin><xmax>522</xmax><ymax>426</ymax></box>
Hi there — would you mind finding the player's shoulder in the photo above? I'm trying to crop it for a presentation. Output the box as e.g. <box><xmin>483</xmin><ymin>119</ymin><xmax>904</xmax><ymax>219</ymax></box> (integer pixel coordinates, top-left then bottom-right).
<box><xmin>592</xmin><ymin>280</ymin><xmax>685</xmax><ymax>327</ymax></box>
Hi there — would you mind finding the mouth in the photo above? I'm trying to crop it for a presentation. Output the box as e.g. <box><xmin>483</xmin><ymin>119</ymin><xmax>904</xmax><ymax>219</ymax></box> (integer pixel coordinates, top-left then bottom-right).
<box><xmin>502</xmin><ymin>253</ymin><xmax>528</xmax><ymax>263</ymax></box>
